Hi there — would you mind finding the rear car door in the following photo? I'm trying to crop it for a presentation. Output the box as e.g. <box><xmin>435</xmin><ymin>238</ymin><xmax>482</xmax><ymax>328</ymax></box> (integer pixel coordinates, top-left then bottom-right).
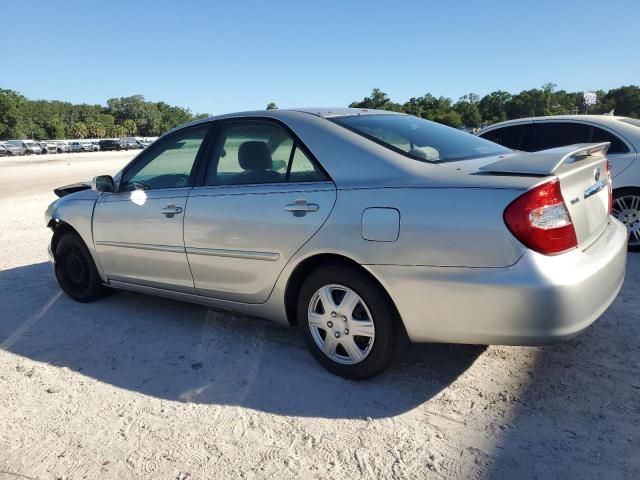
<box><xmin>93</xmin><ymin>124</ymin><xmax>210</xmax><ymax>292</ymax></box>
<box><xmin>184</xmin><ymin>119</ymin><xmax>336</xmax><ymax>303</ymax></box>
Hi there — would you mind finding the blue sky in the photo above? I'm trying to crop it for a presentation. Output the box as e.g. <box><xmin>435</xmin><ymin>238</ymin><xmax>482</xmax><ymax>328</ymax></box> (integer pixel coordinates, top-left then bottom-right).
<box><xmin>2</xmin><ymin>0</ymin><xmax>638</xmax><ymax>115</ymax></box>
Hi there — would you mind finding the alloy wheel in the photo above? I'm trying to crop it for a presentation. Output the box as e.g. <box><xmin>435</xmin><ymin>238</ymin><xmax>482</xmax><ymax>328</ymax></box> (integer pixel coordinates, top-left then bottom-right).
<box><xmin>613</xmin><ymin>193</ymin><xmax>640</xmax><ymax>246</ymax></box>
<box><xmin>307</xmin><ymin>284</ymin><xmax>375</xmax><ymax>365</ymax></box>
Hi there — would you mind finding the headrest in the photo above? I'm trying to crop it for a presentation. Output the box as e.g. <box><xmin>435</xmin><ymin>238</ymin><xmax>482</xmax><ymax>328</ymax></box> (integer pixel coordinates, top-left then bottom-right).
<box><xmin>238</xmin><ymin>141</ymin><xmax>272</xmax><ymax>170</ymax></box>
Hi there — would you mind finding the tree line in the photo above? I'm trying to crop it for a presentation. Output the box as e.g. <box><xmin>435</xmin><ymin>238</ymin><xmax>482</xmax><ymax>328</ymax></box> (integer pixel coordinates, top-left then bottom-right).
<box><xmin>0</xmin><ymin>90</ymin><xmax>209</xmax><ymax>140</ymax></box>
<box><xmin>2</xmin><ymin>84</ymin><xmax>639</xmax><ymax>141</ymax></box>
<box><xmin>349</xmin><ymin>84</ymin><xmax>640</xmax><ymax>128</ymax></box>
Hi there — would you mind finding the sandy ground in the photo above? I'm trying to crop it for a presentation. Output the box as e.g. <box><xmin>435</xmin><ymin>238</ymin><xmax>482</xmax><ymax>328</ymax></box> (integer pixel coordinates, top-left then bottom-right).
<box><xmin>0</xmin><ymin>151</ymin><xmax>638</xmax><ymax>480</ymax></box>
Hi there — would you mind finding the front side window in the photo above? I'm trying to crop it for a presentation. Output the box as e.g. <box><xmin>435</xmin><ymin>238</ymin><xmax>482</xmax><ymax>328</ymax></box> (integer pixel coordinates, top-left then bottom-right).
<box><xmin>332</xmin><ymin>114</ymin><xmax>510</xmax><ymax>163</ymax></box>
<box><xmin>120</xmin><ymin>126</ymin><xmax>208</xmax><ymax>191</ymax></box>
<box><xmin>205</xmin><ymin>121</ymin><xmax>326</xmax><ymax>186</ymax></box>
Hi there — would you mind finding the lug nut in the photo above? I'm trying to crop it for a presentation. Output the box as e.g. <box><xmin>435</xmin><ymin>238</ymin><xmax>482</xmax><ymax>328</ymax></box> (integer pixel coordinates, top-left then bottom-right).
<box><xmin>327</xmin><ymin>321</ymin><xmax>333</xmax><ymax>328</ymax></box>
<box><xmin>334</xmin><ymin>332</ymin><xmax>341</xmax><ymax>338</ymax></box>
<box><xmin>342</xmin><ymin>316</ymin><xmax>347</xmax><ymax>322</ymax></box>
<box><xmin>344</xmin><ymin>329</ymin><xmax>349</xmax><ymax>335</ymax></box>
<box><xmin>331</xmin><ymin>311</ymin><xmax>337</xmax><ymax>318</ymax></box>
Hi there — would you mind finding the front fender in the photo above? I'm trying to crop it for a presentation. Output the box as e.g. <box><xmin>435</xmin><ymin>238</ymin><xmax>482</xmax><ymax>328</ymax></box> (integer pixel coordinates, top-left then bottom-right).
<box><xmin>46</xmin><ymin>188</ymin><xmax>107</xmax><ymax>281</ymax></box>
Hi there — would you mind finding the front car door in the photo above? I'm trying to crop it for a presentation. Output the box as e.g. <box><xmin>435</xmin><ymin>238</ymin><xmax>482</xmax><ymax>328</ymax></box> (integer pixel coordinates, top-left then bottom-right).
<box><xmin>184</xmin><ymin>119</ymin><xmax>336</xmax><ymax>303</ymax></box>
<box><xmin>93</xmin><ymin>124</ymin><xmax>211</xmax><ymax>293</ymax></box>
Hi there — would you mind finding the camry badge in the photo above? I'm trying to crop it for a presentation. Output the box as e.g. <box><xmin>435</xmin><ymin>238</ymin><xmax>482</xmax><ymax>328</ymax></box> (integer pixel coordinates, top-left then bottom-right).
<box><xmin>594</xmin><ymin>168</ymin><xmax>601</xmax><ymax>181</ymax></box>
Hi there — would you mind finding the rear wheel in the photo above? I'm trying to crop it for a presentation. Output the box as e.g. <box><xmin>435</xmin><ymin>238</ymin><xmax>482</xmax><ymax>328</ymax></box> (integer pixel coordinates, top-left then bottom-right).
<box><xmin>613</xmin><ymin>188</ymin><xmax>640</xmax><ymax>252</ymax></box>
<box><xmin>54</xmin><ymin>232</ymin><xmax>109</xmax><ymax>302</ymax></box>
<box><xmin>297</xmin><ymin>264</ymin><xmax>398</xmax><ymax>379</ymax></box>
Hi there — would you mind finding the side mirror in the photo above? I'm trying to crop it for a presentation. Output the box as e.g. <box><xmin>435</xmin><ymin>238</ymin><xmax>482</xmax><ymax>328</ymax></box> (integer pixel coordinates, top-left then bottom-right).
<box><xmin>92</xmin><ymin>175</ymin><xmax>115</xmax><ymax>193</ymax></box>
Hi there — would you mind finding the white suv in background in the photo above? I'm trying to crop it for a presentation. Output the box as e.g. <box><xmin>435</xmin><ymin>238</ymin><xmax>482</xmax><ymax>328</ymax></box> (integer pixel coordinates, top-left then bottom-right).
<box><xmin>69</xmin><ymin>141</ymin><xmax>93</xmax><ymax>153</ymax></box>
<box><xmin>478</xmin><ymin>115</ymin><xmax>640</xmax><ymax>250</ymax></box>
<box><xmin>7</xmin><ymin>139</ymin><xmax>42</xmax><ymax>155</ymax></box>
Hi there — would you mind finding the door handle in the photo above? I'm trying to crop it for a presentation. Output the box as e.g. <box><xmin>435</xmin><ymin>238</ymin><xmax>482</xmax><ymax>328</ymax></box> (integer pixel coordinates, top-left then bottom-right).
<box><xmin>285</xmin><ymin>199</ymin><xmax>319</xmax><ymax>214</ymax></box>
<box><xmin>160</xmin><ymin>204</ymin><xmax>183</xmax><ymax>218</ymax></box>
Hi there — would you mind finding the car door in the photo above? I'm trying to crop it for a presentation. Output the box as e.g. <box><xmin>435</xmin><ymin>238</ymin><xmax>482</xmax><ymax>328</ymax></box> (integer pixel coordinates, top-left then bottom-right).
<box><xmin>93</xmin><ymin>124</ymin><xmax>211</xmax><ymax>293</ymax></box>
<box><xmin>532</xmin><ymin>120</ymin><xmax>636</xmax><ymax>178</ymax></box>
<box><xmin>184</xmin><ymin>119</ymin><xmax>336</xmax><ymax>303</ymax></box>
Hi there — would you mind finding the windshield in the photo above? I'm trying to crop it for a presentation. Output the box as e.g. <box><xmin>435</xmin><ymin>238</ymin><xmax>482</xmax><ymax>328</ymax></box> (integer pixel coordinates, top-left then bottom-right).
<box><xmin>331</xmin><ymin>114</ymin><xmax>510</xmax><ymax>163</ymax></box>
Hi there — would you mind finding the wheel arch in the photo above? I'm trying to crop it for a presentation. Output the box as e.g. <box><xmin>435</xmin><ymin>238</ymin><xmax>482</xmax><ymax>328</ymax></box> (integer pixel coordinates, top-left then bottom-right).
<box><xmin>283</xmin><ymin>253</ymin><xmax>406</xmax><ymax>335</ymax></box>
<box><xmin>49</xmin><ymin>220</ymin><xmax>82</xmax><ymax>259</ymax></box>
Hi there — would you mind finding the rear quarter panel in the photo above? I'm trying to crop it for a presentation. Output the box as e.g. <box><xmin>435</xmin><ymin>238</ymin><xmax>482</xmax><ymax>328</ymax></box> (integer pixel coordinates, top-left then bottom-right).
<box><xmin>303</xmin><ymin>187</ymin><xmax>527</xmax><ymax>267</ymax></box>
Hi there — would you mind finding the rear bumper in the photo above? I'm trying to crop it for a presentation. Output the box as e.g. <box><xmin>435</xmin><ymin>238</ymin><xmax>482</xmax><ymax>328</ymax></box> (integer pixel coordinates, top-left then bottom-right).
<box><xmin>366</xmin><ymin>218</ymin><xmax>628</xmax><ymax>345</ymax></box>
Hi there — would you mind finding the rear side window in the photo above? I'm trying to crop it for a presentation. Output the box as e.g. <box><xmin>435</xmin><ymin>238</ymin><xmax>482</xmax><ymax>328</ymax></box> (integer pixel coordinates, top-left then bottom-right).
<box><xmin>590</xmin><ymin>126</ymin><xmax>629</xmax><ymax>154</ymax></box>
<box><xmin>480</xmin><ymin>124</ymin><xmax>534</xmax><ymax>151</ymax></box>
<box><xmin>332</xmin><ymin>114</ymin><xmax>510</xmax><ymax>163</ymax></box>
<box><xmin>532</xmin><ymin>122</ymin><xmax>592</xmax><ymax>151</ymax></box>
<box><xmin>531</xmin><ymin>122</ymin><xmax>629</xmax><ymax>154</ymax></box>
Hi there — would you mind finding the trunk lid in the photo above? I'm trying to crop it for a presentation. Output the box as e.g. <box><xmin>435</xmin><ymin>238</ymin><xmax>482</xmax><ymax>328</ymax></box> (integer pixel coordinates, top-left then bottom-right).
<box><xmin>480</xmin><ymin>143</ymin><xmax>611</xmax><ymax>249</ymax></box>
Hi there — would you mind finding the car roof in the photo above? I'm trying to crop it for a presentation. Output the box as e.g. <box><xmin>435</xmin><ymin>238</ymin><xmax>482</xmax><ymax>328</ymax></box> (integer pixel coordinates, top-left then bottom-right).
<box><xmin>189</xmin><ymin>107</ymin><xmax>400</xmax><ymax>125</ymax></box>
<box><xmin>481</xmin><ymin>115</ymin><xmax>633</xmax><ymax>129</ymax></box>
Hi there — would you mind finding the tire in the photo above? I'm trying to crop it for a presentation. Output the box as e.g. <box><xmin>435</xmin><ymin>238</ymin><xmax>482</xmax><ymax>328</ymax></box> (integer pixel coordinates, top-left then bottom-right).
<box><xmin>613</xmin><ymin>188</ymin><xmax>640</xmax><ymax>252</ymax></box>
<box><xmin>54</xmin><ymin>232</ymin><xmax>109</xmax><ymax>302</ymax></box>
<box><xmin>297</xmin><ymin>263</ymin><xmax>398</xmax><ymax>379</ymax></box>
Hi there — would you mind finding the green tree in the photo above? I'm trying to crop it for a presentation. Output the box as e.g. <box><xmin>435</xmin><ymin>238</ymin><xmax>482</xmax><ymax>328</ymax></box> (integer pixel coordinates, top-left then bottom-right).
<box><xmin>266</xmin><ymin>102</ymin><xmax>278</xmax><ymax>110</ymax></box>
<box><xmin>109</xmin><ymin>124</ymin><xmax>126</xmax><ymax>138</ymax></box>
<box><xmin>599</xmin><ymin>86</ymin><xmax>640</xmax><ymax>117</ymax></box>
<box><xmin>454</xmin><ymin>94</ymin><xmax>482</xmax><ymax>128</ymax></box>
<box><xmin>87</xmin><ymin>121</ymin><xmax>106</xmax><ymax>138</ymax></box>
<box><xmin>478</xmin><ymin>91</ymin><xmax>511</xmax><ymax>124</ymax></box>
<box><xmin>123</xmin><ymin>119</ymin><xmax>137</xmax><ymax>135</ymax></box>
<box><xmin>0</xmin><ymin>89</ymin><xmax>25</xmax><ymax>139</ymax></box>
<box><xmin>350</xmin><ymin>88</ymin><xmax>403</xmax><ymax>111</ymax></box>
<box><xmin>70</xmin><ymin>122</ymin><xmax>88</xmax><ymax>139</ymax></box>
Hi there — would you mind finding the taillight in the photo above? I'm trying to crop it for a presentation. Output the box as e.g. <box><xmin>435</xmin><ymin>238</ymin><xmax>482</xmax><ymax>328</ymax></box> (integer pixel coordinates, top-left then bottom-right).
<box><xmin>504</xmin><ymin>179</ymin><xmax>577</xmax><ymax>255</ymax></box>
<box><xmin>605</xmin><ymin>159</ymin><xmax>613</xmax><ymax>214</ymax></box>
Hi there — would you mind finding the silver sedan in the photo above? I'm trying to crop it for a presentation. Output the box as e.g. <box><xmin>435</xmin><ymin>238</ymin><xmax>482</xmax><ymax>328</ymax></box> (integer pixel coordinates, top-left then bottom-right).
<box><xmin>45</xmin><ymin>109</ymin><xmax>627</xmax><ymax>378</ymax></box>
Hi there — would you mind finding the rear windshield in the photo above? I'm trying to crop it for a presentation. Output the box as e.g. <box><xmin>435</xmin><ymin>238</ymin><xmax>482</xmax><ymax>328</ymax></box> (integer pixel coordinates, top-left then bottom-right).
<box><xmin>618</xmin><ymin>117</ymin><xmax>640</xmax><ymax>128</ymax></box>
<box><xmin>331</xmin><ymin>114</ymin><xmax>510</xmax><ymax>163</ymax></box>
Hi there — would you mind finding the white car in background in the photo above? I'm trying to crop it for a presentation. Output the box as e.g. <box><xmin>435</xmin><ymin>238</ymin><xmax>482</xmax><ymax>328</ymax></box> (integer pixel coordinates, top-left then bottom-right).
<box><xmin>478</xmin><ymin>115</ymin><xmax>640</xmax><ymax>250</ymax></box>
<box><xmin>69</xmin><ymin>141</ymin><xmax>93</xmax><ymax>153</ymax></box>
<box><xmin>54</xmin><ymin>141</ymin><xmax>71</xmax><ymax>153</ymax></box>
<box><xmin>7</xmin><ymin>139</ymin><xmax>42</xmax><ymax>155</ymax></box>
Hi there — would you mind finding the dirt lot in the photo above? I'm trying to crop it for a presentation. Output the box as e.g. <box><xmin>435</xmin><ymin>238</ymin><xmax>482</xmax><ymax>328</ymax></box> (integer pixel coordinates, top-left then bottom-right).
<box><xmin>0</xmin><ymin>151</ymin><xmax>638</xmax><ymax>480</ymax></box>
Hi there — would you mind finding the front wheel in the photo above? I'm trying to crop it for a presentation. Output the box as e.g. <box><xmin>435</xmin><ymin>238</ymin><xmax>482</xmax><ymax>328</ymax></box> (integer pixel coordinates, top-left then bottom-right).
<box><xmin>297</xmin><ymin>264</ymin><xmax>398</xmax><ymax>379</ymax></box>
<box><xmin>613</xmin><ymin>188</ymin><xmax>640</xmax><ymax>252</ymax></box>
<box><xmin>54</xmin><ymin>232</ymin><xmax>109</xmax><ymax>302</ymax></box>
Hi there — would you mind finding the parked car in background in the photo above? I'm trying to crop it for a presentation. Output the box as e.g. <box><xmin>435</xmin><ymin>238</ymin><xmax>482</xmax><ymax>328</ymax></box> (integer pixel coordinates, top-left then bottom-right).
<box><xmin>54</xmin><ymin>141</ymin><xmax>71</xmax><ymax>153</ymax></box>
<box><xmin>98</xmin><ymin>139</ymin><xmax>123</xmax><ymax>151</ymax></box>
<box><xmin>91</xmin><ymin>141</ymin><xmax>101</xmax><ymax>152</ymax></box>
<box><xmin>0</xmin><ymin>144</ymin><xmax>8</xmax><ymax>156</ymax></box>
<box><xmin>45</xmin><ymin>108</ymin><xmax>627</xmax><ymax>378</ymax></box>
<box><xmin>0</xmin><ymin>142</ymin><xmax>24</xmax><ymax>156</ymax></box>
<box><xmin>7</xmin><ymin>140</ymin><xmax>42</xmax><ymax>155</ymax></box>
<box><xmin>69</xmin><ymin>141</ymin><xmax>93</xmax><ymax>153</ymax></box>
<box><xmin>120</xmin><ymin>137</ymin><xmax>144</xmax><ymax>150</ymax></box>
<box><xmin>40</xmin><ymin>142</ymin><xmax>58</xmax><ymax>154</ymax></box>
<box><xmin>478</xmin><ymin>115</ymin><xmax>640</xmax><ymax>250</ymax></box>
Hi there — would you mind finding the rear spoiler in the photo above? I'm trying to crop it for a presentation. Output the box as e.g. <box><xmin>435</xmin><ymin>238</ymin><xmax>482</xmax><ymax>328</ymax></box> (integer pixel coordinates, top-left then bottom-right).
<box><xmin>480</xmin><ymin>142</ymin><xmax>610</xmax><ymax>176</ymax></box>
